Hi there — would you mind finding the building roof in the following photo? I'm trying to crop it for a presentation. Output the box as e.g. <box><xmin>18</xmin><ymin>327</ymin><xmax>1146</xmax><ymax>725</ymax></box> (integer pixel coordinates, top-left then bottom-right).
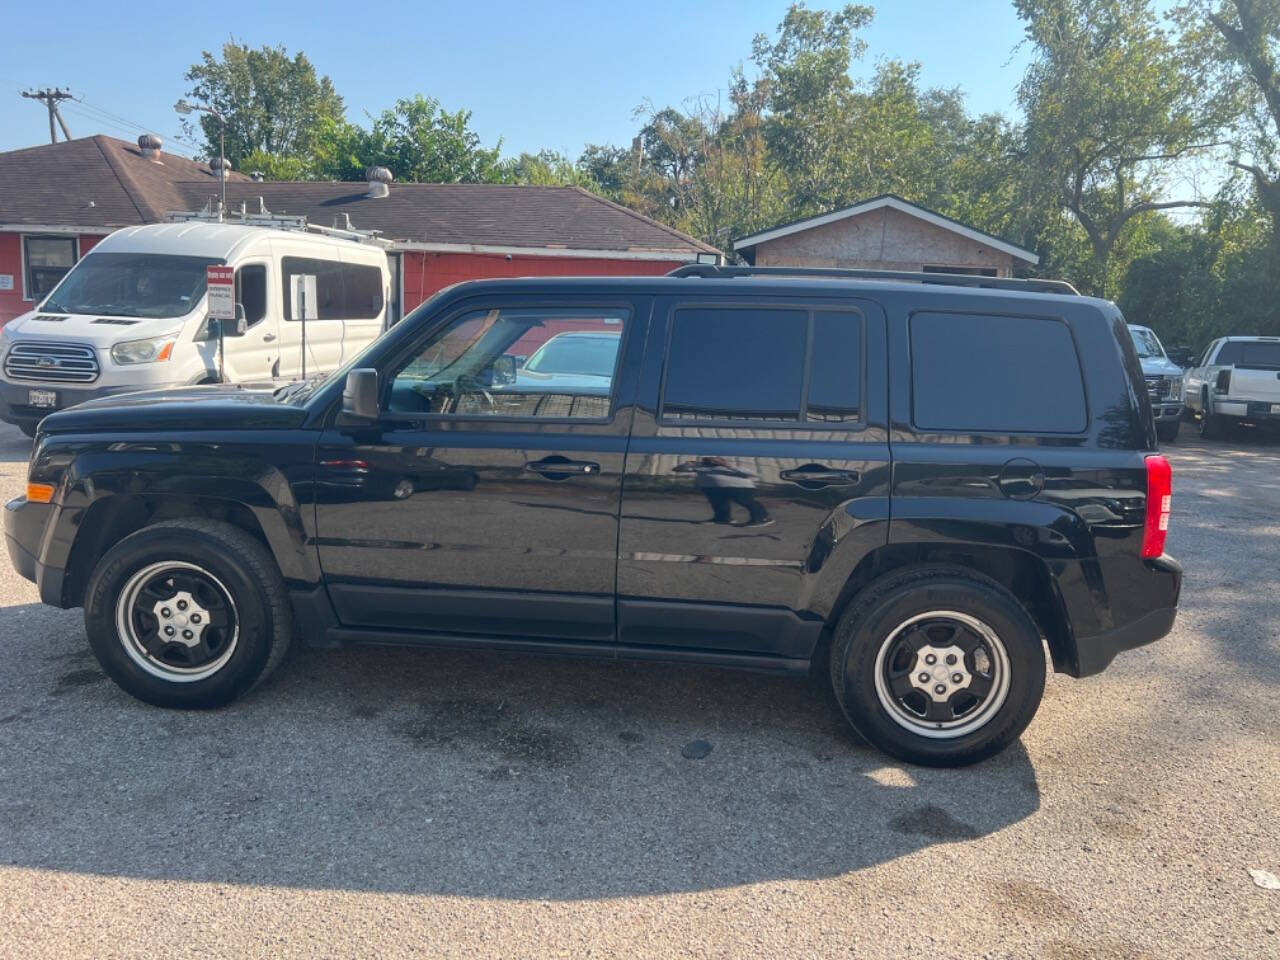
<box><xmin>0</xmin><ymin>135</ymin><xmax>718</xmax><ymax>260</ymax></box>
<box><xmin>732</xmin><ymin>194</ymin><xmax>1039</xmax><ymax>266</ymax></box>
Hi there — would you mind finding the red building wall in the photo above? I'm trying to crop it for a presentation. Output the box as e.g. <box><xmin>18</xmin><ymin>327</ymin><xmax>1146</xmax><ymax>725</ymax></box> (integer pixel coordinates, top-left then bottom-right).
<box><xmin>399</xmin><ymin>250</ymin><xmax>685</xmax><ymax>315</ymax></box>
<box><xmin>0</xmin><ymin>232</ymin><xmax>105</xmax><ymax>325</ymax></box>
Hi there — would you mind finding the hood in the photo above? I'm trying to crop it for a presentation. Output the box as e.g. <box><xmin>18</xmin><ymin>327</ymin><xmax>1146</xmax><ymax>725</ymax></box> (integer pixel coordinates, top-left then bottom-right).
<box><xmin>6</xmin><ymin>309</ymin><xmax>189</xmax><ymax>349</ymax></box>
<box><xmin>39</xmin><ymin>384</ymin><xmax>309</xmax><ymax>434</ymax></box>
<box><xmin>1138</xmin><ymin>355</ymin><xmax>1182</xmax><ymax>377</ymax></box>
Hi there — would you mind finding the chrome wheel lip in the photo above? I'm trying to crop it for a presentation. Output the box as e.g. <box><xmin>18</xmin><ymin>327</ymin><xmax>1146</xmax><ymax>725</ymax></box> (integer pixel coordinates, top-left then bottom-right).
<box><xmin>114</xmin><ymin>561</ymin><xmax>239</xmax><ymax>683</ymax></box>
<box><xmin>873</xmin><ymin>609</ymin><xmax>1011</xmax><ymax>740</ymax></box>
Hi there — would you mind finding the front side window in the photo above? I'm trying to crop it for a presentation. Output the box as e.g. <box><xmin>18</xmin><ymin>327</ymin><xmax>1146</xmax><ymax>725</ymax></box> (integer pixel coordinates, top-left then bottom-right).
<box><xmin>235</xmin><ymin>265</ymin><xmax>267</xmax><ymax>327</ymax></box>
<box><xmin>24</xmin><ymin>236</ymin><xmax>77</xmax><ymax>302</ymax></box>
<box><xmin>661</xmin><ymin>307</ymin><xmax>864</xmax><ymax>424</ymax></box>
<box><xmin>387</xmin><ymin>306</ymin><xmax>627</xmax><ymax>418</ymax></box>
<box><xmin>910</xmin><ymin>312</ymin><xmax>1087</xmax><ymax>433</ymax></box>
<box><xmin>40</xmin><ymin>251</ymin><xmax>218</xmax><ymax>319</ymax></box>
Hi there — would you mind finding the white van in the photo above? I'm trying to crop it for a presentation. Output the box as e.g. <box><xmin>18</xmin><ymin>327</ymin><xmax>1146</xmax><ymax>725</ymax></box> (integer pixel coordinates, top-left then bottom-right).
<box><xmin>0</xmin><ymin>220</ymin><xmax>391</xmax><ymax>436</ymax></box>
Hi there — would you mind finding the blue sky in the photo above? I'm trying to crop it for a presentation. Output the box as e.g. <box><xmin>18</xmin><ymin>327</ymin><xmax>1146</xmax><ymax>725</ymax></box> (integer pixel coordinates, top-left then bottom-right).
<box><xmin>4</xmin><ymin>0</ymin><xmax>1035</xmax><ymax>160</ymax></box>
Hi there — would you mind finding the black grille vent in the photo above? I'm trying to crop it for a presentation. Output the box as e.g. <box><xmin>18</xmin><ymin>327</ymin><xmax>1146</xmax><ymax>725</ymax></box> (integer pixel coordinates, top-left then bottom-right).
<box><xmin>92</xmin><ymin>317</ymin><xmax>140</xmax><ymax>326</ymax></box>
<box><xmin>32</xmin><ymin>314</ymin><xmax>66</xmax><ymax>322</ymax></box>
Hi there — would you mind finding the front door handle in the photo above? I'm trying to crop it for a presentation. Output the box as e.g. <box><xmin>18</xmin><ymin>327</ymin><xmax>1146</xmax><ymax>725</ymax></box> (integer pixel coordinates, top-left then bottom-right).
<box><xmin>263</xmin><ymin>333</ymin><xmax>277</xmax><ymax>342</ymax></box>
<box><xmin>779</xmin><ymin>465</ymin><xmax>860</xmax><ymax>487</ymax></box>
<box><xmin>525</xmin><ymin>457</ymin><xmax>600</xmax><ymax>477</ymax></box>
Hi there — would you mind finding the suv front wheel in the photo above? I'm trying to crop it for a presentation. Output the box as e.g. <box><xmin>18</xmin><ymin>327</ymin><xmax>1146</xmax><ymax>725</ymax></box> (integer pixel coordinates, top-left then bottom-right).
<box><xmin>83</xmin><ymin>519</ymin><xmax>292</xmax><ymax>708</ymax></box>
<box><xmin>830</xmin><ymin>566</ymin><xmax>1046</xmax><ymax>766</ymax></box>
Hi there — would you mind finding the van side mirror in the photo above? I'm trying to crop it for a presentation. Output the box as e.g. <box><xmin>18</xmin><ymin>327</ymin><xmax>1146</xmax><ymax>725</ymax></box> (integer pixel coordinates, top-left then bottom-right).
<box><xmin>340</xmin><ymin>369</ymin><xmax>380</xmax><ymax>422</ymax></box>
<box><xmin>205</xmin><ymin>305</ymin><xmax>248</xmax><ymax>340</ymax></box>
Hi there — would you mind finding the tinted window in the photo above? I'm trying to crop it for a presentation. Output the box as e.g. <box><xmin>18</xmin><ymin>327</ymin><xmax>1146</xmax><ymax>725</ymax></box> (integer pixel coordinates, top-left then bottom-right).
<box><xmin>663</xmin><ymin>308</ymin><xmax>807</xmax><ymax>421</ymax></box>
<box><xmin>910</xmin><ymin>312</ymin><xmax>1087</xmax><ymax>433</ymax></box>
<box><xmin>807</xmin><ymin>312</ymin><xmax>862</xmax><ymax>422</ymax></box>
<box><xmin>235</xmin><ymin>265</ymin><xmax>267</xmax><ymax>327</ymax></box>
<box><xmin>387</xmin><ymin>307</ymin><xmax>627</xmax><ymax>418</ymax></box>
<box><xmin>282</xmin><ymin>256</ymin><xmax>384</xmax><ymax>321</ymax></box>
<box><xmin>1215</xmin><ymin>340</ymin><xmax>1280</xmax><ymax>369</ymax></box>
<box><xmin>24</xmin><ymin>235</ymin><xmax>77</xmax><ymax>301</ymax></box>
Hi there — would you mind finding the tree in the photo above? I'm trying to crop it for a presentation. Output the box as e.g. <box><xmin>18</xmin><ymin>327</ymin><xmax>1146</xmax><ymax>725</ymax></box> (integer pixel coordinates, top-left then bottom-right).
<box><xmin>358</xmin><ymin>95</ymin><xmax>505</xmax><ymax>183</ymax></box>
<box><xmin>1178</xmin><ymin>0</ymin><xmax>1280</xmax><ymax>259</ymax></box>
<box><xmin>751</xmin><ymin>3</ymin><xmax>875</xmax><ymax>212</ymax></box>
<box><xmin>1017</xmin><ymin>0</ymin><xmax>1219</xmax><ymax>294</ymax></box>
<box><xmin>183</xmin><ymin>43</ymin><xmax>346</xmax><ymax>169</ymax></box>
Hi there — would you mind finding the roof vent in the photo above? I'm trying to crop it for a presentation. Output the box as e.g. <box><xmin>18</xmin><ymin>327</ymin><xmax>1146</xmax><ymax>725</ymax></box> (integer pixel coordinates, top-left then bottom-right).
<box><xmin>210</xmin><ymin>155</ymin><xmax>232</xmax><ymax>177</ymax></box>
<box><xmin>250</xmin><ymin>170</ymin><xmax>264</xmax><ymax>182</ymax></box>
<box><xmin>137</xmin><ymin>133</ymin><xmax>163</xmax><ymax>161</ymax></box>
<box><xmin>365</xmin><ymin>165</ymin><xmax>392</xmax><ymax>198</ymax></box>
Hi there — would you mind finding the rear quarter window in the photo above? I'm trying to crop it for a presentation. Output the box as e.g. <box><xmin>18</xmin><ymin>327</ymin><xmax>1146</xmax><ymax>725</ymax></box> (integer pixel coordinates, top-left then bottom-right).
<box><xmin>910</xmin><ymin>311</ymin><xmax>1088</xmax><ymax>433</ymax></box>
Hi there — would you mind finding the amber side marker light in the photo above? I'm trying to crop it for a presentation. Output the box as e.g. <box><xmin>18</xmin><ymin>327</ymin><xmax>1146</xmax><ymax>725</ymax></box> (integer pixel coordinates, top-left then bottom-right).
<box><xmin>26</xmin><ymin>483</ymin><xmax>56</xmax><ymax>503</ymax></box>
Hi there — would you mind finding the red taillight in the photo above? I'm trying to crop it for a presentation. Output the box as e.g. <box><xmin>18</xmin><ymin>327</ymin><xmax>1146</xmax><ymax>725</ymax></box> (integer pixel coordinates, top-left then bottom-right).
<box><xmin>1141</xmin><ymin>454</ymin><xmax>1172</xmax><ymax>558</ymax></box>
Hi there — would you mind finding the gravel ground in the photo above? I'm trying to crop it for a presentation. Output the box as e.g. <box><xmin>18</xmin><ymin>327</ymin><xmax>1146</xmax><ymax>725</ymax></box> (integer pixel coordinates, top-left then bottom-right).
<box><xmin>0</xmin><ymin>421</ymin><xmax>1276</xmax><ymax>959</ymax></box>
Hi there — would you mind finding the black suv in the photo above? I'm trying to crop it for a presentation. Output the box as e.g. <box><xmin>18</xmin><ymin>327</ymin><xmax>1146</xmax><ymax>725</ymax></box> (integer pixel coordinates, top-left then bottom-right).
<box><xmin>4</xmin><ymin>267</ymin><xmax>1181</xmax><ymax>766</ymax></box>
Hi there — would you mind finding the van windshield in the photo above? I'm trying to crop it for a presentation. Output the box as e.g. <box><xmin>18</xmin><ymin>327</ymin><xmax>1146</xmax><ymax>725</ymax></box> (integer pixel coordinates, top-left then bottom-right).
<box><xmin>42</xmin><ymin>252</ymin><xmax>222</xmax><ymax>319</ymax></box>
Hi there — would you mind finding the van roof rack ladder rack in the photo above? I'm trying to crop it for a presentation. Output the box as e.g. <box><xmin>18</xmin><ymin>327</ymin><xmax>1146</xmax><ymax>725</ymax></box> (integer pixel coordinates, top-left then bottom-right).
<box><xmin>667</xmin><ymin>264</ymin><xmax>1079</xmax><ymax>295</ymax></box>
<box><xmin>166</xmin><ymin>204</ymin><xmax>394</xmax><ymax>249</ymax></box>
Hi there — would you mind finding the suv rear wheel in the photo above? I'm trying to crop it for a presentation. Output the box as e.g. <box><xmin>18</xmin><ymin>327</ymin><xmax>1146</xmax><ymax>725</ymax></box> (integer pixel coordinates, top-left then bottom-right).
<box><xmin>83</xmin><ymin>518</ymin><xmax>292</xmax><ymax>708</ymax></box>
<box><xmin>830</xmin><ymin>565</ymin><xmax>1046</xmax><ymax>766</ymax></box>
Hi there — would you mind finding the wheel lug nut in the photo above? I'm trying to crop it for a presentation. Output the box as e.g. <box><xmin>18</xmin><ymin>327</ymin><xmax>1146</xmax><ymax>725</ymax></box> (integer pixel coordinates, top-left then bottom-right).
<box><xmin>182</xmin><ymin>630</ymin><xmax>193</xmax><ymax>640</ymax></box>
<box><xmin>952</xmin><ymin>673</ymin><xmax>963</xmax><ymax>683</ymax></box>
<box><xmin>177</xmin><ymin>600</ymin><xmax>188</xmax><ymax>611</ymax></box>
<box><xmin>924</xmin><ymin>654</ymin><xmax>936</xmax><ymax>665</ymax></box>
<box><xmin>918</xmin><ymin>672</ymin><xmax>930</xmax><ymax>682</ymax></box>
<box><xmin>946</xmin><ymin>654</ymin><xmax>957</xmax><ymax>665</ymax></box>
<box><xmin>191</xmin><ymin>614</ymin><xmax>201</xmax><ymax>624</ymax></box>
<box><xmin>934</xmin><ymin>684</ymin><xmax>947</xmax><ymax>695</ymax></box>
<box><xmin>164</xmin><ymin>626</ymin><xmax>175</xmax><ymax>637</ymax></box>
<box><xmin>161</xmin><ymin>608</ymin><xmax>171</xmax><ymax>618</ymax></box>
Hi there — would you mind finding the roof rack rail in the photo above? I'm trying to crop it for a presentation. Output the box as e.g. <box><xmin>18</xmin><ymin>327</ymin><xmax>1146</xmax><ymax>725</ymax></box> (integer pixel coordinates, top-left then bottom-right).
<box><xmin>166</xmin><ymin>201</ymin><xmax>394</xmax><ymax>248</ymax></box>
<box><xmin>667</xmin><ymin>263</ymin><xmax>1079</xmax><ymax>295</ymax></box>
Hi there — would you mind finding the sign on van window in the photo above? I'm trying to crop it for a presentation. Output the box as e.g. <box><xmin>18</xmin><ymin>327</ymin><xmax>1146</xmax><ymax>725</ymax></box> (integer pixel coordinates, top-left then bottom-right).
<box><xmin>292</xmin><ymin>275</ymin><xmax>318</xmax><ymax>321</ymax></box>
<box><xmin>206</xmin><ymin>265</ymin><xmax>235</xmax><ymax>320</ymax></box>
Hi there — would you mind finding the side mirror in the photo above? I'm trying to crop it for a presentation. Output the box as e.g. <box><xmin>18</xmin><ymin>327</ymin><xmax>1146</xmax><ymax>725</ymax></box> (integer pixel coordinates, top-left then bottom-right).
<box><xmin>341</xmin><ymin>368</ymin><xmax>380</xmax><ymax>421</ymax></box>
<box><xmin>206</xmin><ymin>305</ymin><xmax>248</xmax><ymax>340</ymax></box>
<box><xmin>491</xmin><ymin>355</ymin><xmax>517</xmax><ymax>386</ymax></box>
<box><xmin>514</xmin><ymin>355</ymin><xmax>527</xmax><ymax>369</ymax></box>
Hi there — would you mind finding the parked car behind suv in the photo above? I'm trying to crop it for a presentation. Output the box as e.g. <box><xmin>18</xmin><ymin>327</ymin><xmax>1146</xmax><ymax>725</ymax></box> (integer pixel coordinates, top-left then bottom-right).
<box><xmin>4</xmin><ymin>267</ymin><xmax>1181</xmax><ymax>766</ymax></box>
<box><xmin>1128</xmin><ymin>324</ymin><xmax>1184</xmax><ymax>442</ymax></box>
<box><xmin>1183</xmin><ymin>336</ymin><xmax>1280</xmax><ymax>438</ymax></box>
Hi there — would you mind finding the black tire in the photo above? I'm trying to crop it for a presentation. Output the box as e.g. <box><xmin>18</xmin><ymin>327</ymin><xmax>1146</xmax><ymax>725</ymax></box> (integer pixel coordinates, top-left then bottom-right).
<box><xmin>829</xmin><ymin>565</ymin><xmax>1046</xmax><ymax>767</ymax></box>
<box><xmin>1156</xmin><ymin>419</ymin><xmax>1179</xmax><ymax>443</ymax></box>
<box><xmin>1199</xmin><ymin>408</ymin><xmax>1225</xmax><ymax>440</ymax></box>
<box><xmin>83</xmin><ymin>518</ymin><xmax>292</xmax><ymax>708</ymax></box>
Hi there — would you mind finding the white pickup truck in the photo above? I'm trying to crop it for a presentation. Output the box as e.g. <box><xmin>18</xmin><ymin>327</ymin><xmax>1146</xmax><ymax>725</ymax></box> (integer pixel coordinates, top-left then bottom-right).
<box><xmin>1183</xmin><ymin>336</ymin><xmax>1280</xmax><ymax>439</ymax></box>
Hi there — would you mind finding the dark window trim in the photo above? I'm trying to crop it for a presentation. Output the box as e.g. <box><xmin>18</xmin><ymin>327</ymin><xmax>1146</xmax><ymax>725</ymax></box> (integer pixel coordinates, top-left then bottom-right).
<box><xmin>21</xmin><ymin>233</ymin><xmax>79</xmax><ymax>302</ymax></box>
<box><xmin>656</xmin><ymin>299</ymin><xmax>869</xmax><ymax>432</ymax></box>
<box><xmin>374</xmin><ymin>298</ymin><xmax>636</xmax><ymax>427</ymax></box>
<box><xmin>906</xmin><ymin>308</ymin><xmax>1091</xmax><ymax>436</ymax></box>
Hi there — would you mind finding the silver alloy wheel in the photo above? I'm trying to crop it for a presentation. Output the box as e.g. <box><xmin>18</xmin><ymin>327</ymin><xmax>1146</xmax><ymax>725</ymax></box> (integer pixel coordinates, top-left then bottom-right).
<box><xmin>872</xmin><ymin>610</ymin><xmax>1012</xmax><ymax>739</ymax></box>
<box><xmin>114</xmin><ymin>561</ymin><xmax>239</xmax><ymax>682</ymax></box>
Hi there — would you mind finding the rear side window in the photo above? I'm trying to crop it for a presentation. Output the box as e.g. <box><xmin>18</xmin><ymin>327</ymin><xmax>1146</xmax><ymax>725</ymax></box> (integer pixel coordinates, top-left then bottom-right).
<box><xmin>1215</xmin><ymin>340</ymin><xmax>1280</xmax><ymax>370</ymax></box>
<box><xmin>910</xmin><ymin>312</ymin><xmax>1087</xmax><ymax>433</ymax></box>
<box><xmin>661</xmin><ymin>307</ymin><xmax>862</xmax><ymax>424</ymax></box>
<box><xmin>282</xmin><ymin>256</ymin><xmax>384</xmax><ymax>321</ymax></box>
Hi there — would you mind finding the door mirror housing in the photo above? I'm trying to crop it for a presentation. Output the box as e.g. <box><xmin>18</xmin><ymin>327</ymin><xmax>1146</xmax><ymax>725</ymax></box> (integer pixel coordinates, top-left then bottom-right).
<box><xmin>341</xmin><ymin>368</ymin><xmax>380</xmax><ymax>422</ymax></box>
<box><xmin>205</xmin><ymin>304</ymin><xmax>248</xmax><ymax>340</ymax></box>
<box><xmin>491</xmin><ymin>355</ymin><xmax>518</xmax><ymax>386</ymax></box>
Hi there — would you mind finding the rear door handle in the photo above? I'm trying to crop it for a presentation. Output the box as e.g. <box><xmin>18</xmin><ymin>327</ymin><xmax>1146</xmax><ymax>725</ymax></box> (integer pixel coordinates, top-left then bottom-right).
<box><xmin>779</xmin><ymin>465</ymin><xmax>860</xmax><ymax>487</ymax></box>
<box><xmin>525</xmin><ymin>457</ymin><xmax>600</xmax><ymax>477</ymax></box>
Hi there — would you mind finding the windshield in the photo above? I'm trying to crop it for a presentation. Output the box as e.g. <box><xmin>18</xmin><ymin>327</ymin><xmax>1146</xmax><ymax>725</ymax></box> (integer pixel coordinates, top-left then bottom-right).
<box><xmin>42</xmin><ymin>252</ymin><xmax>221</xmax><ymax>319</ymax></box>
<box><xmin>524</xmin><ymin>335</ymin><xmax>620</xmax><ymax>377</ymax></box>
<box><xmin>1129</xmin><ymin>327</ymin><xmax>1166</xmax><ymax>359</ymax></box>
<box><xmin>1216</xmin><ymin>340</ymin><xmax>1280</xmax><ymax>370</ymax></box>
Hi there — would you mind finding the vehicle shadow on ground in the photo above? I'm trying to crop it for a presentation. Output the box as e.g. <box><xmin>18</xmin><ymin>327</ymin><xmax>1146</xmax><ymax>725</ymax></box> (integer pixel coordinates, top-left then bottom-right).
<box><xmin>0</xmin><ymin>602</ymin><xmax>1040</xmax><ymax>899</ymax></box>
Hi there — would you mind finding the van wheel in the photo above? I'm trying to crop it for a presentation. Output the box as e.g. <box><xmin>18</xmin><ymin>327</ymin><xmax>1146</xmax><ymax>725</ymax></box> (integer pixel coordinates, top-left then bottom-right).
<box><xmin>830</xmin><ymin>565</ymin><xmax>1046</xmax><ymax>767</ymax></box>
<box><xmin>83</xmin><ymin>519</ymin><xmax>292</xmax><ymax>708</ymax></box>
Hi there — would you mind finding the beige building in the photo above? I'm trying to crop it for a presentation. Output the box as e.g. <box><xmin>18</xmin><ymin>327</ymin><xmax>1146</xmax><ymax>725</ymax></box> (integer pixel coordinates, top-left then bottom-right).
<box><xmin>733</xmin><ymin>194</ymin><xmax>1038</xmax><ymax>277</ymax></box>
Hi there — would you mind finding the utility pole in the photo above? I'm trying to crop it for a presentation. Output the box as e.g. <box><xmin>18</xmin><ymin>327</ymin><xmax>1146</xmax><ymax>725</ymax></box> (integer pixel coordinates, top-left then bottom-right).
<box><xmin>21</xmin><ymin>88</ymin><xmax>73</xmax><ymax>143</ymax></box>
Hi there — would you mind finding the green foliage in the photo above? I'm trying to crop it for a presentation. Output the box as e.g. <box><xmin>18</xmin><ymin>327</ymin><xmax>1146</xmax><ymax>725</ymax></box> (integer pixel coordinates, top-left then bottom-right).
<box><xmin>183</xmin><ymin>42</ymin><xmax>345</xmax><ymax>168</ymax></box>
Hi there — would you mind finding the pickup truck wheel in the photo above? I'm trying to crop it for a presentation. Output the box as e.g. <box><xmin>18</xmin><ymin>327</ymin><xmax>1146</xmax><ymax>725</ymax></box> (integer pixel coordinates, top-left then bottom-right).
<box><xmin>83</xmin><ymin>519</ymin><xmax>291</xmax><ymax>708</ymax></box>
<box><xmin>830</xmin><ymin>566</ymin><xmax>1046</xmax><ymax>767</ymax></box>
<box><xmin>1156</xmin><ymin>419</ymin><xmax>1179</xmax><ymax>443</ymax></box>
<box><xmin>1199</xmin><ymin>410</ymin><xmax>1226</xmax><ymax>440</ymax></box>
